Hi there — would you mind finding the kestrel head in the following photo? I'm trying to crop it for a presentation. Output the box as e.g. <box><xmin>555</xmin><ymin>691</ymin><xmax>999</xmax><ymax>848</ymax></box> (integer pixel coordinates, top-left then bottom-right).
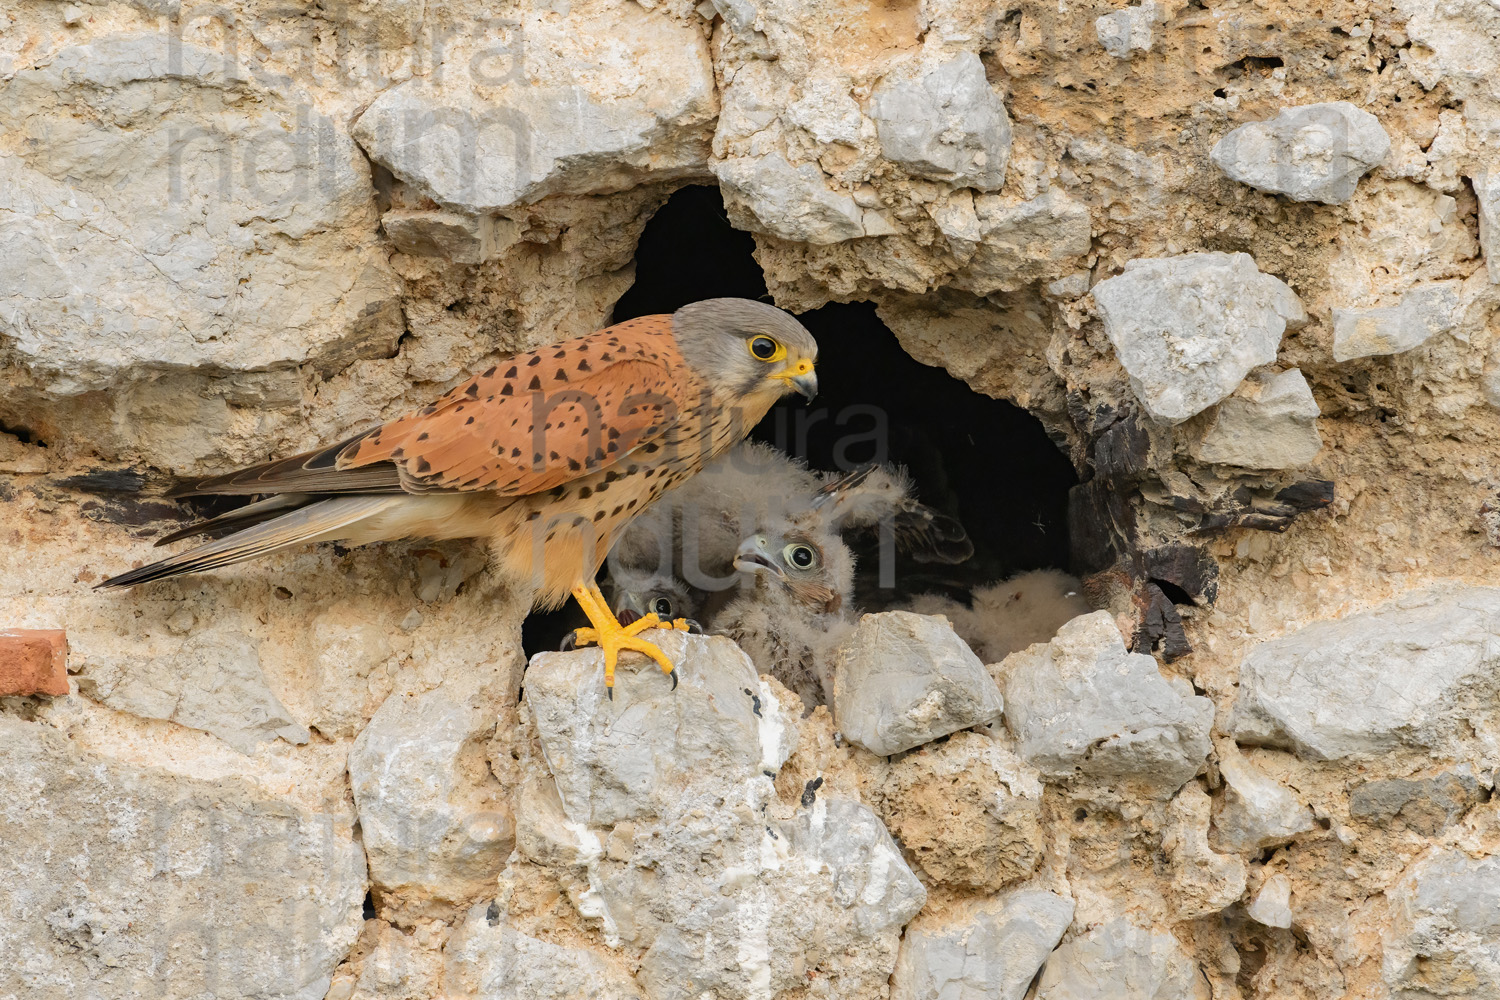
<box><xmin>672</xmin><ymin>298</ymin><xmax>819</xmax><ymax>407</ymax></box>
<box><xmin>732</xmin><ymin>523</ymin><xmax>852</xmax><ymax>615</ymax></box>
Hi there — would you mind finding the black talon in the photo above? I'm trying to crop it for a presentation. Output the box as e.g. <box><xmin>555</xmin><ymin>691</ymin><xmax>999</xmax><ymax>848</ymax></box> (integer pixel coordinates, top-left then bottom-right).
<box><xmin>683</xmin><ymin>619</ymin><xmax>704</xmax><ymax>635</ymax></box>
<box><xmin>607</xmin><ymin>685</ymin><xmax>614</xmax><ymax>701</ymax></box>
<box><xmin>669</xmin><ymin>669</ymin><xmax>678</xmax><ymax>691</ymax></box>
<box><xmin>560</xmin><ymin>630</ymin><xmax>579</xmax><ymax>652</ymax></box>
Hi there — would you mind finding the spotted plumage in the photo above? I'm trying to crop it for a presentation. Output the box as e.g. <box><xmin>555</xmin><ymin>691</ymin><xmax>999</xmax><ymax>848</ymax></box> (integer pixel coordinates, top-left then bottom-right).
<box><xmin>98</xmin><ymin>299</ymin><xmax>820</xmax><ymax>690</ymax></box>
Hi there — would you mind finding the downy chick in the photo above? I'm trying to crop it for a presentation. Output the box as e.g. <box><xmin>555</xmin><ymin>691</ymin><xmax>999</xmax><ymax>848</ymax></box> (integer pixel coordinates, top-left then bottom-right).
<box><xmin>712</xmin><ymin>520</ymin><xmax>855</xmax><ymax>711</ymax></box>
<box><xmin>906</xmin><ymin>569</ymin><xmax>1093</xmax><ymax>663</ymax></box>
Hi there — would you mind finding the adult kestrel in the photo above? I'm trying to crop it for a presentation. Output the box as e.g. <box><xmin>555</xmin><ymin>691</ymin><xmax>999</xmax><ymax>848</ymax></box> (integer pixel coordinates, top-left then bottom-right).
<box><xmin>99</xmin><ymin>298</ymin><xmax>819</xmax><ymax>692</ymax></box>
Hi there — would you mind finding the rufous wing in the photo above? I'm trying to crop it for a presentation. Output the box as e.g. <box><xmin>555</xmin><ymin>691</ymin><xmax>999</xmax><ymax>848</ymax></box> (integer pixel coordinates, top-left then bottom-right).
<box><xmin>339</xmin><ymin>318</ymin><xmax>690</xmax><ymax>495</ymax></box>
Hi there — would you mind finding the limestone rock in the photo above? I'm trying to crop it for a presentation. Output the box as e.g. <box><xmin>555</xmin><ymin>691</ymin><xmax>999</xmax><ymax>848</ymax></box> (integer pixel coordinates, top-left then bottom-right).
<box><xmin>525</xmin><ymin>633</ymin><xmax>796</xmax><ymax>826</ymax></box>
<box><xmin>891</xmin><ymin>889</ymin><xmax>1075</xmax><ymax>1000</ymax></box>
<box><xmin>349</xmin><ymin>686</ymin><xmax>512</xmax><ymax>913</ymax></box>
<box><xmin>869</xmin><ymin>52</ymin><xmax>1012</xmax><ymax>191</ymax></box>
<box><xmin>1210</xmin><ymin>102</ymin><xmax>1391</xmax><ymax>204</ymax></box>
<box><xmin>1035</xmin><ymin>918</ymin><xmax>1210</xmax><ymax>999</ymax></box>
<box><xmin>1331</xmin><ymin>282</ymin><xmax>1462</xmax><ymax>361</ymax></box>
<box><xmin>879</xmin><ymin>731</ymin><xmax>1045</xmax><ymax>891</ymax></box>
<box><xmin>999</xmin><ymin>612</ymin><xmax>1214</xmax><ymax>799</ymax></box>
<box><xmin>1349</xmin><ymin>768</ymin><xmax>1481</xmax><ymax>836</ymax></box>
<box><xmin>1211</xmin><ymin>752</ymin><xmax>1315</xmax><ymax>854</ymax></box>
<box><xmin>0</xmin><ymin>717</ymin><xmax>366</xmax><ymax>1000</ymax></box>
<box><xmin>961</xmin><ymin>190</ymin><xmax>1094</xmax><ymax>295</ymax></box>
<box><xmin>1384</xmin><ymin>850</ymin><xmax>1500</xmax><ymax>999</ymax></box>
<box><xmin>830</xmin><ymin>611</ymin><xmax>1006</xmax><ymax>757</ymax></box>
<box><xmin>444</xmin><ymin>902</ymin><xmax>642</xmax><ymax>1000</ymax></box>
<box><xmin>1095</xmin><ymin>1</ymin><xmax>1158</xmax><ymax>58</ymax></box>
<box><xmin>76</xmin><ymin>632</ymin><xmax>310</xmax><ymax>754</ymax></box>
<box><xmin>522</xmin><ymin>636</ymin><xmax>924</xmax><ymax>999</ymax></box>
<box><xmin>1247</xmin><ymin>874</ymin><xmax>1294</xmax><ymax>929</ymax></box>
<box><xmin>381</xmin><ymin>211</ymin><xmax>522</xmax><ymax>266</ymax></box>
<box><xmin>303</xmin><ymin>615</ymin><xmax>399</xmax><ymax>740</ymax></box>
<box><xmin>1192</xmin><ymin>369</ymin><xmax>1323</xmax><ymax>470</ymax></box>
<box><xmin>1092</xmin><ymin>253</ymin><xmax>1306</xmax><ymax>424</ymax></box>
<box><xmin>1230</xmin><ymin>586</ymin><xmax>1500</xmax><ymax>761</ymax></box>
<box><xmin>1164</xmin><ymin>785</ymin><xmax>1249</xmax><ymax>919</ymax></box>
<box><xmin>354</xmin><ymin>7</ymin><xmax>715</xmax><ymax>213</ymax></box>
<box><xmin>0</xmin><ymin>34</ymin><xmax>400</xmax><ymax>397</ymax></box>
<box><xmin>714</xmin><ymin>152</ymin><xmax>870</xmax><ymax>244</ymax></box>
<box><xmin>1476</xmin><ymin>170</ymin><xmax>1500</xmax><ymax>283</ymax></box>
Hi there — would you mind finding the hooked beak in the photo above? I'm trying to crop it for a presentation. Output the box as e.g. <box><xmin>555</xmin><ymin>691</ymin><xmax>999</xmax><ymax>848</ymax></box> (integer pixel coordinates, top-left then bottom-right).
<box><xmin>774</xmin><ymin>359</ymin><xmax>818</xmax><ymax>402</ymax></box>
<box><xmin>733</xmin><ymin>535</ymin><xmax>785</xmax><ymax>580</ymax></box>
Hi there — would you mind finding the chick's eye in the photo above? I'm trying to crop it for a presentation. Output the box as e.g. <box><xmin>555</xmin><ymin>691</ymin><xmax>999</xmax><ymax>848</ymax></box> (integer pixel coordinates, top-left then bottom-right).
<box><xmin>651</xmin><ymin>597</ymin><xmax>674</xmax><ymax>617</ymax></box>
<box><xmin>749</xmin><ymin>336</ymin><xmax>781</xmax><ymax>361</ymax></box>
<box><xmin>784</xmin><ymin>544</ymin><xmax>817</xmax><ymax>569</ymax></box>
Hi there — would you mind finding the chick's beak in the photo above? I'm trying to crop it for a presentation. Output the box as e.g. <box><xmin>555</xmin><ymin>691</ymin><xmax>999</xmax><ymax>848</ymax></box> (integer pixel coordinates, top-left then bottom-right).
<box><xmin>733</xmin><ymin>535</ymin><xmax>785</xmax><ymax>580</ymax></box>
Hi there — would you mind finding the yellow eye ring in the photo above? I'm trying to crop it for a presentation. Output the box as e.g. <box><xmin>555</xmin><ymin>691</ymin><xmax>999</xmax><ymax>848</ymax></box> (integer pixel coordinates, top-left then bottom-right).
<box><xmin>749</xmin><ymin>336</ymin><xmax>785</xmax><ymax>362</ymax></box>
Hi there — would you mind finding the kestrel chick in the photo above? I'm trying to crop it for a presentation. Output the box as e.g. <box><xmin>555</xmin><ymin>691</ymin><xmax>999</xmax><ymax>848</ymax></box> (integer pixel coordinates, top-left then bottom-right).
<box><xmin>99</xmin><ymin>299</ymin><xmax>819</xmax><ymax>693</ymax></box>
<box><xmin>905</xmin><ymin>569</ymin><xmax>1093</xmax><ymax>662</ymax></box>
<box><xmin>713</xmin><ymin>521</ymin><xmax>855</xmax><ymax>709</ymax></box>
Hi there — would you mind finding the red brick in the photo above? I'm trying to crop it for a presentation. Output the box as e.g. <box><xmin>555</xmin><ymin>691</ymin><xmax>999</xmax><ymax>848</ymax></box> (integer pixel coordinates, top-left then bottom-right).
<box><xmin>0</xmin><ymin>629</ymin><xmax>69</xmax><ymax>697</ymax></box>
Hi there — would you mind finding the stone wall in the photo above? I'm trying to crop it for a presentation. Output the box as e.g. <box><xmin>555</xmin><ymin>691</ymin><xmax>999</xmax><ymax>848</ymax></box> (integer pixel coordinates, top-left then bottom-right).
<box><xmin>2</xmin><ymin>0</ymin><xmax>1500</xmax><ymax>996</ymax></box>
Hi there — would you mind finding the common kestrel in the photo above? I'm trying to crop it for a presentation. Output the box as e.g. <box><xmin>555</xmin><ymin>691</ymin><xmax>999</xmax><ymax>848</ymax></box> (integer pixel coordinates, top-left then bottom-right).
<box><xmin>99</xmin><ymin>298</ymin><xmax>819</xmax><ymax>692</ymax></box>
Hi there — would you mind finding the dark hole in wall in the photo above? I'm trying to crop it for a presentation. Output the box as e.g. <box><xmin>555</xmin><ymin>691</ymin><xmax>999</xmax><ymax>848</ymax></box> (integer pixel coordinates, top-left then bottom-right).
<box><xmin>521</xmin><ymin>185</ymin><xmax>1078</xmax><ymax>657</ymax></box>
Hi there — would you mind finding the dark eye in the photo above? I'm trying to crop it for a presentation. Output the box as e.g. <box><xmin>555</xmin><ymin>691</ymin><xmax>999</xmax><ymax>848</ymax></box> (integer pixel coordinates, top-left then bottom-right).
<box><xmin>651</xmin><ymin>597</ymin><xmax>674</xmax><ymax>617</ymax></box>
<box><xmin>749</xmin><ymin>336</ymin><xmax>779</xmax><ymax>361</ymax></box>
<box><xmin>784</xmin><ymin>544</ymin><xmax>817</xmax><ymax>569</ymax></box>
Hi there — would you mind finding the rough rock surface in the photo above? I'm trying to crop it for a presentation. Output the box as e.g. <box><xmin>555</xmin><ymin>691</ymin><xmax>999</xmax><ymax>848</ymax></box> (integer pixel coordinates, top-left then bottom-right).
<box><xmin>891</xmin><ymin>889</ymin><xmax>1074</xmax><ymax>1000</ymax></box>
<box><xmin>877</xmin><ymin>731</ymin><xmax>1045</xmax><ymax>891</ymax></box>
<box><xmin>7</xmin><ymin>0</ymin><xmax>1500</xmax><ymax>995</ymax></box>
<box><xmin>0</xmin><ymin>717</ymin><xmax>366</xmax><ymax>1000</ymax></box>
<box><xmin>1231</xmin><ymin>586</ymin><xmax>1500</xmax><ymax>761</ymax></box>
<box><xmin>1331</xmin><ymin>282</ymin><xmax>1463</xmax><ymax>361</ymax></box>
<box><xmin>830</xmin><ymin>611</ymin><xmax>1006</xmax><ymax>757</ymax></box>
<box><xmin>1192</xmin><ymin>368</ymin><xmax>1323</xmax><ymax>469</ymax></box>
<box><xmin>1034</xmin><ymin>919</ymin><xmax>1210</xmax><ymax>1000</ymax></box>
<box><xmin>1209</xmin><ymin>102</ymin><xmax>1391</xmax><ymax>204</ymax></box>
<box><xmin>1091</xmin><ymin>253</ymin><xmax>1306</xmax><ymax>424</ymax></box>
<box><xmin>998</xmin><ymin>612</ymin><xmax>1214</xmax><ymax>799</ymax></box>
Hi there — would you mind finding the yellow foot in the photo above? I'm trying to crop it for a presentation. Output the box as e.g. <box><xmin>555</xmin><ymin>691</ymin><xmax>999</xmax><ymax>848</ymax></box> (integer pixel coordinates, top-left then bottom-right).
<box><xmin>569</xmin><ymin>583</ymin><xmax>693</xmax><ymax>697</ymax></box>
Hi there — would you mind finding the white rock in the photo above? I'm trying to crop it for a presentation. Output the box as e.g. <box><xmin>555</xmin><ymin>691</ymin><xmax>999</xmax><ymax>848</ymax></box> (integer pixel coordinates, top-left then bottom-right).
<box><xmin>0</xmin><ymin>35</ymin><xmax>400</xmax><ymax>397</ymax></box>
<box><xmin>523</xmin><ymin>636</ymin><xmax>924</xmax><ymax>998</ymax></box>
<box><xmin>891</xmin><ymin>889</ymin><xmax>1075</xmax><ymax>1000</ymax></box>
<box><xmin>0</xmin><ymin>717</ymin><xmax>366</xmax><ymax>1000</ymax></box>
<box><xmin>1384</xmin><ymin>850</ymin><xmax>1500</xmax><ymax>998</ymax></box>
<box><xmin>76</xmin><ymin>632</ymin><xmax>309</xmax><ymax>754</ymax></box>
<box><xmin>998</xmin><ymin>612</ymin><xmax>1214</xmax><ymax>799</ymax></box>
<box><xmin>1210</xmin><ymin>102</ymin><xmax>1391</xmax><ymax>204</ymax></box>
<box><xmin>1231</xmin><ymin>585</ymin><xmax>1500</xmax><ymax>761</ymax></box>
<box><xmin>349</xmin><ymin>687</ymin><xmax>512</xmax><ymax>911</ymax></box>
<box><xmin>354</xmin><ymin>7</ymin><xmax>715</xmax><ymax>213</ymax></box>
<box><xmin>1035</xmin><ymin>918</ymin><xmax>1210</xmax><ymax>999</ymax></box>
<box><xmin>526</xmin><ymin>633</ymin><xmax>795</xmax><ymax>826</ymax></box>
<box><xmin>1331</xmin><ymin>281</ymin><xmax>1462</xmax><ymax>361</ymax></box>
<box><xmin>1193</xmin><ymin>368</ymin><xmax>1323</xmax><ymax>469</ymax></box>
<box><xmin>787</xmin><ymin>74</ymin><xmax>866</xmax><ymax>146</ymax></box>
<box><xmin>444</xmin><ymin>902</ymin><xmax>642</xmax><ymax>999</ymax></box>
<box><xmin>831</xmin><ymin>611</ymin><xmax>1006</xmax><ymax>757</ymax></box>
<box><xmin>303</xmin><ymin>616</ymin><xmax>397</xmax><ymax>740</ymax></box>
<box><xmin>381</xmin><ymin>210</ymin><xmax>521</xmax><ymax>265</ymax></box>
<box><xmin>869</xmin><ymin>51</ymin><xmax>1012</xmax><ymax>191</ymax></box>
<box><xmin>1092</xmin><ymin>252</ymin><xmax>1306</xmax><ymax>424</ymax></box>
<box><xmin>1164</xmin><ymin>785</ymin><xmax>1248</xmax><ymax>919</ymax></box>
<box><xmin>714</xmin><ymin>152</ymin><xmax>870</xmax><ymax>244</ymax></box>
<box><xmin>1212</xmin><ymin>752</ymin><xmax>1315</xmax><ymax>854</ymax></box>
<box><xmin>1095</xmin><ymin>1</ymin><xmax>1158</xmax><ymax>58</ymax></box>
<box><xmin>1248</xmin><ymin>874</ymin><xmax>1294</xmax><ymax>929</ymax></box>
<box><xmin>1476</xmin><ymin>170</ymin><xmax>1500</xmax><ymax>283</ymax></box>
<box><xmin>963</xmin><ymin>189</ymin><xmax>1094</xmax><ymax>295</ymax></box>
<box><xmin>61</xmin><ymin>3</ymin><xmax>84</xmax><ymax>24</ymax></box>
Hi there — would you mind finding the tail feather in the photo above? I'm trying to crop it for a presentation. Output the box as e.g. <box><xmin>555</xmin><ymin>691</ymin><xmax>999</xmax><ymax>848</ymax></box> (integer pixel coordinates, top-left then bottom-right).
<box><xmin>98</xmin><ymin>496</ymin><xmax>399</xmax><ymax>589</ymax></box>
<box><xmin>153</xmin><ymin>494</ymin><xmax>315</xmax><ymax>546</ymax></box>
